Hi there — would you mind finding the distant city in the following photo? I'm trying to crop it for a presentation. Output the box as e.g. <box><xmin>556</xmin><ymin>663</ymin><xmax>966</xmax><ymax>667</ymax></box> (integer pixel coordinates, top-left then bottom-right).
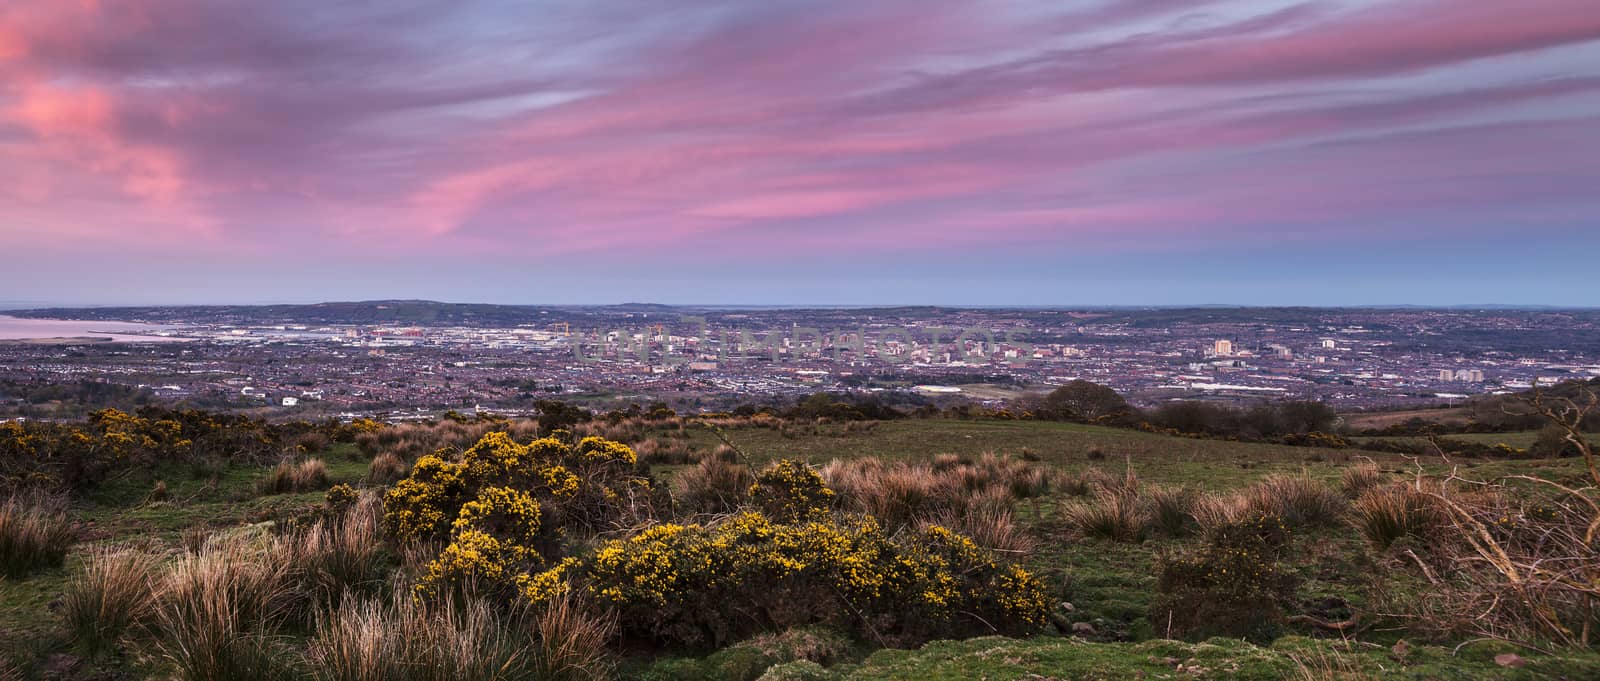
<box><xmin>3</xmin><ymin>302</ymin><xmax>1595</xmax><ymax>420</ymax></box>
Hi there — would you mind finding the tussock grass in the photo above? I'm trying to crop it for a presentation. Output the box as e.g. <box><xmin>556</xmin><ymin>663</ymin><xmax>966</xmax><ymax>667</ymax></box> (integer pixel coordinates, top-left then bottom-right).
<box><xmin>821</xmin><ymin>453</ymin><xmax>1053</xmax><ymax>531</ymax></box>
<box><xmin>672</xmin><ymin>457</ymin><xmax>754</xmax><ymax>515</ymax></box>
<box><xmin>279</xmin><ymin>495</ymin><xmax>386</xmax><ymax>619</ymax></box>
<box><xmin>526</xmin><ymin>593</ymin><xmax>617</xmax><ymax>681</ymax></box>
<box><xmin>62</xmin><ymin>546</ymin><xmax>160</xmax><ymax>654</ymax></box>
<box><xmin>1339</xmin><ymin>463</ymin><xmax>1386</xmax><ymax>499</ymax></box>
<box><xmin>924</xmin><ymin>507</ymin><xmax>1036</xmax><ymax>557</ymax></box>
<box><xmin>1146</xmin><ymin>485</ymin><xmax>1199</xmax><ymax>536</ymax></box>
<box><xmin>0</xmin><ymin>495</ymin><xmax>76</xmax><ymax>577</ymax></box>
<box><xmin>1062</xmin><ymin>491</ymin><xmax>1148</xmax><ymax>542</ymax></box>
<box><xmin>258</xmin><ymin>458</ymin><xmax>331</xmax><ymax>494</ymax></box>
<box><xmin>155</xmin><ymin>539</ymin><xmax>297</xmax><ymax>681</ymax></box>
<box><xmin>308</xmin><ymin>591</ymin><xmax>613</xmax><ymax>681</ymax></box>
<box><xmin>367</xmin><ymin>451</ymin><xmax>410</xmax><ymax>485</ymax></box>
<box><xmin>1242</xmin><ymin>474</ymin><xmax>1347</xmax><ymax>528</ymax></box>
<box><xmin>1351</xmin><ymin>484</ymin><xmax>1440</xmax><ymax>548</ymax></box>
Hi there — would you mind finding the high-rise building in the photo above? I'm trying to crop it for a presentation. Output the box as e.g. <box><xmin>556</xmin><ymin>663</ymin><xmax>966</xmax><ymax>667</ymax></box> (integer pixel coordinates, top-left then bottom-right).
<box><xmin>1214</xmin><ymin>340</ymin><xmax>1233</xmax><ymax>356</ymax></box>
<box><xmin>1438</xmin><ymin>369</ymin><xmax>1456</xmax><ymax>381</ymax></box>
<box><xmin>1321</xmin><ymin>339</ymin><xmax>1337</xmax><ymax>349</ymax></box>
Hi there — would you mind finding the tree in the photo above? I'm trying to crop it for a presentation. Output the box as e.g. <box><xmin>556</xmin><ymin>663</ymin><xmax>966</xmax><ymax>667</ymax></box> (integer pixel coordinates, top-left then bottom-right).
<box><xmin>1038</xmin><ymin>380</ymin><xmax>1129</xmax><ymax>423</ymax></box>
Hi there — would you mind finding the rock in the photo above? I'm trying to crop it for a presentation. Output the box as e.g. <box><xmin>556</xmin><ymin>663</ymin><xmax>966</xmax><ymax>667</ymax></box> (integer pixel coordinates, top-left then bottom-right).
<box><xmin>1494</xmin><ymin>653</ymin><xmax>1526</xmax><ymax>668</ymax></box>
<box><xmin>1070</xmin><ymin>621</ymin><xmax>1096</xmax><ymax>636</ymax></box>
<box><xmin>1059</xmin><ymin>601</ymin><xmax>1075</xmax><ymax>613</ymax></box>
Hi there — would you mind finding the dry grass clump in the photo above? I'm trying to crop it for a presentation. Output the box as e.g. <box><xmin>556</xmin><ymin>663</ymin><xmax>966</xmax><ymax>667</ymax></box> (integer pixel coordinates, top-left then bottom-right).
<box><xmin>1146</xmin><ymin>485</ymin><xmax>1199</xmax><ymax>536</ymax></box>
<box><xmin>307</xmin><ymin>592</ymin><xmax>614</xmax><ymax>681</ymax></box>
<box><xmin>367</xmin><ymin>451</ymin><xmax>410</xmax><ymax>485</ymax></box>
<box><xmin>154</xmin><ymin>538</ymin><xmax>297</xmax><ymax>681</ymax></box>
<box><xmin>1339</xmin><ymin>463</ymin><xmax>1386</xmax><ymax>499</ymax></box>
<box><xmin>278</xmin><ymin>495</ymin><xmax>386</xmax><ymax>618</ymax></box>
<box><xmin>1062</xmin><ymin>491</ymin><xmax>1148</xmax><ymax>542</ymax></box>
<box><xmin>0</xmin><ymin>495</ymin><xmax>76</xmax><ymax>577</ymax></box>
<box><xmin>62</xmin><ymin>546</ymin><xmax>160</xmax><ymax>654</ymax></box>
<box><xmin>258</xmin><ymin>458</ymin><xmax>331</xmax><ymax>494</ymax></box>
<box><xmin>1241</xmin><ymin>474</ymin><xmax>1346</xmax><ymax>528</ymax></box>
<box><xmin>634</xmin><ymin>437</ymin><xmax>697</xmax><ymax>465</ymax></box>
<box><xmin>672</xmin><ymin>457</ymin><xmax>754</xmax><ymax>516</ymax></box>
<box><xmin>821</xmin><ymin>453</ymin><xmax>1053</xmax><ymax>531</ymax></box>
<box><xmin>1192</xmin><ymin>492</ymin><xmax>1252</xmax><ymax>532</ymax></box>
<box><xmin>923</xmin><ymin>507</ymin><xmax>1036</xmax><ymax>557</ymax></box>
<box><xmin>1351</xmin><ymin>484</ymin><xmax>1440</xmax><ymax>548</ymax></box>
<box><xmin>525</xmin><ymin>593</ymin><xmax>617</xmax><ymax>681</ymax></box>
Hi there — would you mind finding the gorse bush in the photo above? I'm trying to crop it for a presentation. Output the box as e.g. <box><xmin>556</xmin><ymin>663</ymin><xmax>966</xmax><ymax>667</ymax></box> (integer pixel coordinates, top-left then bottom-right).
<box><xmin>383</xmin><ymin>432</ymin><xmax>662</xmax><ymax>598</ymax></box>
<box><xmin>1151</xmin><ymin>511</ymin><xmax>1299</xmax><ymax>642</ymax></box>
<box><xmin>0</xmin><ymin>495</ymin><xmax>76</xmax><ymax>577</ymax></box>
<box><xmin>523</xmin><ymin>511</ymin><xmax>1050</xmax><ymax>647</ymax></box>
<box><xmin>749</xmin><ymin>460</ymin><xmax>835</xmax><ymax>522</ymax></box>
<box><xmin>62</xmin><ymin>546</ymin><xmax>159</xmax><ymax>655</ymax></box>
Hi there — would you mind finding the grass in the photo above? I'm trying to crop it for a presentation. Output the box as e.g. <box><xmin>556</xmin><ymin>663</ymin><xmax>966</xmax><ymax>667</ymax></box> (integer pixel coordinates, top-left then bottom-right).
<box><xmin>0</xmin><ymin>496</ymin><xmax>76</xmax><ymax>577</ymax></box>
<box><xmin>1</xmin><ymin>421</ymin><xmax>1593</xmax><ymax>680</ymax></box>
<box><xmin>61</xmin><ymin>546</ymin><xmax>159</xmax><ymax>655</ymax></box>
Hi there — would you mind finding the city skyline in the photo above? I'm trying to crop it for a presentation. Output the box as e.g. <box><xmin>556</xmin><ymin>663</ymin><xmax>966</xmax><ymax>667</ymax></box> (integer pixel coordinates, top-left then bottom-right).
<box><xmin>2</xmin><ymin>0</ymin><xmax>1598</xmax><ymax>305</ymax></box>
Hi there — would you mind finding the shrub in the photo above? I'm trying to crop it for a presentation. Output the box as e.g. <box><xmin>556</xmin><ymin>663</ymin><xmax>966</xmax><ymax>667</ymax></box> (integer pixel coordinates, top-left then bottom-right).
<box><xmin>1150</xmin><ymin>512</ymin><xmax>1298</xmax><ymax>642</ymax></box>
<box><xmin>524</xmin><ymin>511</ymin><xmax>1049</xmax><ymax>647</ymax></box>
<box><xmin>1243</xmin><ymin>474</ymin><xmax>1346</xmax><ymax>528</ymax></box>
<box><xmin>62</xmin><ymin>546</ymin><xmax>159</xmax><ymax>654</ymax></box>
<box><xmin>0</xmin><ymin>495</ymin><xmax>76</xmax><ymax>577</ymax></box>
<box><xmin>1339</xmin><ymin>464</ymin><xmax>1385</xmax><ymax>499</ymax></box>
<box><xmin>673</xmin><ymin>457</ymin><xmax>754</xmax><ymax>515</ymax></box>
<box><xmin>384</xmin><ymin>432</ymin><xmax>661</xmax><ymax>598</ymax></box>
<box><xmin>750</xmin><ymin>460</ymin><xmax>836</xmax><ymax>522</ymax></box>
<box><xmin>1351</xmin><ymin>484</ymin><xmax>1439</xmax><ymax>548</ymax></box>
<box><xmin>1062</xmin><ymin>492</ymin><xmax>1147</xmax><ymax>542</ymax></box>
<box><xmin>258</xmin><ymin>458</ymin><xmax>331</xmax><ymax>494</ymax></box>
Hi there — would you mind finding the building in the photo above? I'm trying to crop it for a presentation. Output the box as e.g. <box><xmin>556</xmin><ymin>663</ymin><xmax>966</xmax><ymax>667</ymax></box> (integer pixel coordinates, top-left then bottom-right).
<box><xmin>1438</xmin><ymin>369</ymin><xmax>1456</xmax><ymax>381</ymax></box>
<box><xmin>1321</xmin><ymin>339</ymin><xmax>1337</xmax><ymax>350</ymax></box>
<box><xmin>281</xmin><ymin>396</ymin><xmax>300</xmax><ymax>407</ymax></box>
<box><xmin>1213</xmin><ymin>340</ymin><xmax>1234</xmax><ymax>356</ymax></box>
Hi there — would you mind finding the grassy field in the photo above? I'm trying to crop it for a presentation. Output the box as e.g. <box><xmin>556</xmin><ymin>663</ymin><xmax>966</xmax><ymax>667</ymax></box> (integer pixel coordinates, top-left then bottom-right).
<box><xmin>4</xmin><ymin>420</ymin><xmax>1595</xmax><ymax>680</ymax></box>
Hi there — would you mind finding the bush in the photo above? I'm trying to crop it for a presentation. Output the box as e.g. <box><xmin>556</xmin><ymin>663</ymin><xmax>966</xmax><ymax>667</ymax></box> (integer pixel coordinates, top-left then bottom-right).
<box><xmin>527</xmin><ymin>593</ymin><xmax>617</xmax><ymax>681</ymax></box>
<box><xmin>62</xmin><ymin>546</ymin><xmax>159</xmax><ymax>654</ymax></box>
<box><xmin>750</xmin><ymin>460</ymin><xmax>835</xmax><ymax>522</ymax></box>
<box><xmin>0</xmin><ymin>495</ymin><xmax>76</xmax><ymax>577</ymax></box>
<box><xmin>383</xmin><ymin>432</ymin><xmax>662</xmax><ymax>598</ymax></box>
<box><xmin>524</xmin><ymin>511</ymin><xmax>1050</xmax><ymax>647</ymax></box>
<box><xmin>1150</xmin><ymin>512</ymin><xmax>1298</xmax><ymax>642</ymax></box>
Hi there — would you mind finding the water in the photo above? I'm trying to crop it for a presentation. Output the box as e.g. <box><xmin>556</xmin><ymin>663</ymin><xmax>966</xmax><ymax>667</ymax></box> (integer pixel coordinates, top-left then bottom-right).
<box><xmin>0</xmin><ymin>315</ymin><xmax>191</xmax><ymax>342</ymax></box>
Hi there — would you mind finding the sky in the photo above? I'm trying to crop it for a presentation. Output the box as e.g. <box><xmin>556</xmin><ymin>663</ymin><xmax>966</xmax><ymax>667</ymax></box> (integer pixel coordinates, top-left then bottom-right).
<box><xmin>1</xmin><ymin>0</ymin><xmax>1597</xmax><ymax>307</ymax></box>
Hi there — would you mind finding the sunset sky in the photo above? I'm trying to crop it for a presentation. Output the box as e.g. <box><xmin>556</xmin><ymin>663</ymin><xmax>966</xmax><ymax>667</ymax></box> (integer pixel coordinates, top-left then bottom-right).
<box><xmin>2</xmin><ymin>0</ymin><xmax>1597</xmax><ymax>306</ymax></box>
